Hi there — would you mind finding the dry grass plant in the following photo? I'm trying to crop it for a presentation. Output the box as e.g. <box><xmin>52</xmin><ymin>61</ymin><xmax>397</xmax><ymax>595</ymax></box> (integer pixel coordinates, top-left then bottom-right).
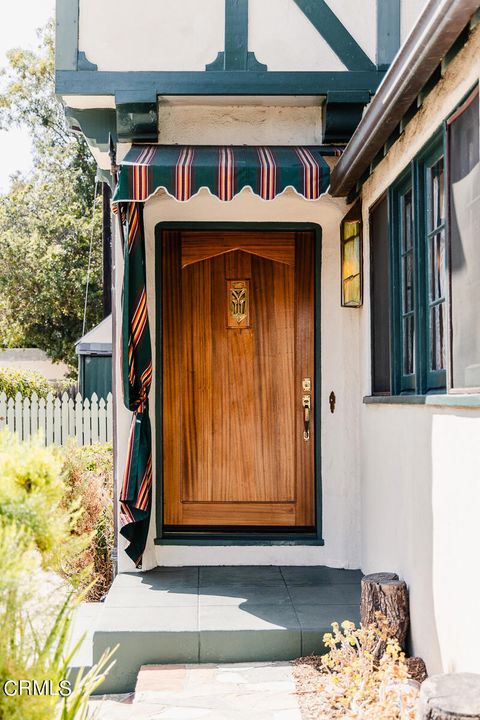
<box><xmin>294</xmin><ymin>613</ymin><xmax>420</xmax><ymax>720</ymax></box>
<box><xmin>61</xmin><ymin>443</ymin><xmax>113</xmax><ymax>601</ymax></box>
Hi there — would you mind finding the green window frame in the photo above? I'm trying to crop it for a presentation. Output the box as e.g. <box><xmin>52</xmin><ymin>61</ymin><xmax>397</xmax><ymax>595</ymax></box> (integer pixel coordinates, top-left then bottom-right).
<box><xmin>389</xmin><ymin>132</ymin><xmax>447</xmax><ymax>395</ymax></box>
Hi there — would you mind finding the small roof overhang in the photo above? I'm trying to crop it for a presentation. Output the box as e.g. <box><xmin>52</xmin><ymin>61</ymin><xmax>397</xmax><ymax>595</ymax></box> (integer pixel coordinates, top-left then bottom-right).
<box><xmin>76</xmin><ymin>315</ymin><xmax>112</xmax><ymax>356</ymax></box>
<box><xmin>112</xmin><ymin>144</ymin><xmax>341</xmax><ymax>204</ymax></box>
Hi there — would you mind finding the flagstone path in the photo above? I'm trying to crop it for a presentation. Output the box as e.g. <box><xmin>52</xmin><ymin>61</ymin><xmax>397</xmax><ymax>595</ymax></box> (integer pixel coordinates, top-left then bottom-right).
<box><xmin>88</xmin><ymin>661</ymin><xmax>303</xmax><ymax>720</ymax></box>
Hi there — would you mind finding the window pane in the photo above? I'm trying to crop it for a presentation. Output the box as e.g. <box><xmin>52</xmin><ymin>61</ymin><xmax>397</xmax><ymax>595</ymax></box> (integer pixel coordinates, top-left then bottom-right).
<box><xmin>429</xmin><ymin>231</ymin><xmax>445</xmax><ymax>302</ymax></box>
<box><xmin>449</xmin><ymin>91</ymin><xmax>480</xmax><ymax>388</ymax></box>
<box><xmin>403</xmin><ymin>315</ymin><xmax>415</xmax><ymax>375</ymax></box>
<box><xmin>343</xmin><ymin>237</ymin><xmax>360</xmax><ymax>280</ymax></box>
<box><xmin>400</xmin><ymin>187</ymin><xmax>415</xmax><ymax>381</ymax></box>
<box><xmin>402</xmin><ymin>190</ymin><xmax>413</xmax><ymax>251</ymax></box>
<box><xmin>403</xmin><ymin>252</ymin><xmax>414</xmax><ymax>312</ymax></box>
<box><xmin>428</xmin><ymin>157</ymin><xmax>445</xmax><ymax>232</ymax></box>
<box><xmin>430</xmin><ymin>303</ymin><xmax>446</xmax><ymax>371</ymax></box>
<box><xmin>343</xmin><ymin>274</ymin><xmax>361</xmax><ymax>306</ymax></box>
<box><xmin>370</xmin><ymin>197</ymin><xmax>391</xmax><ymax>394</ymax></box>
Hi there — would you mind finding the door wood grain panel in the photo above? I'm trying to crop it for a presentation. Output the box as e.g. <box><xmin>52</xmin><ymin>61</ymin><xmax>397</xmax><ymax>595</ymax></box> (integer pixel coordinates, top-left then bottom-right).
<box><xmin>181</xmin><ymin>231</ymin><xmax>295</xmax><ymax>268</ymax></box>
<box><xmin>163</xmin><ymin>230</ymin><xmax>315</xmax><ymax>528</ymax></box>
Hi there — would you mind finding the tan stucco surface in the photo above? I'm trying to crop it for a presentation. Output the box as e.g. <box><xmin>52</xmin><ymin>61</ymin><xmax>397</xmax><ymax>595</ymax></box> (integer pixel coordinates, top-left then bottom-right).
<box><xmin>157</xmin><ymin>104</ymin><xmax>324</xmax><ymax>146</ymax></box>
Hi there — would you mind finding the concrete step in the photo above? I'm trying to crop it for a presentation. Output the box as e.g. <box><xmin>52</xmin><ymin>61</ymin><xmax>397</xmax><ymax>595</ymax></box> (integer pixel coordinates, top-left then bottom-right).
<box><xmin>87</xmin><ymin>566</ymin><xmax>361</xmax><ymax>694</ymax></box>
<box><xmin>68</xmin><ymin>601</ymin><xmax>104</xmax><ymax>684</ymax></box>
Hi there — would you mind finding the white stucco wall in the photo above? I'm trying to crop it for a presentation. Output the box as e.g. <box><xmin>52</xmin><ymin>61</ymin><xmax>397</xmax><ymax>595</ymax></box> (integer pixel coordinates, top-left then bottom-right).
<box><xmin>78</xmin><ymin>0</ymin><xmax>377</xmax><ymax>72</ymax></box>
<box><xmin>114</xmin><ymin>185</ymin><xmax>365</xmax><ymax>572</ymax></box>
<box><xmin>360</xmin><ymin>27</ymin><xmax>480</xmax><ymax>674</ymax></box>
<box><xmin>401</xmin><ymin>0</ymin><xmax>428</xmax><ymax>42</ymax></box>
<box><xmin>79</xmin><ymin>0</ymin><xmax>225</xmax><ymax>72</ymax></box>
<box><xmin>248</xmin><ymin>0</ymin><xmax>375</xmax><ymax>71</ymax></box>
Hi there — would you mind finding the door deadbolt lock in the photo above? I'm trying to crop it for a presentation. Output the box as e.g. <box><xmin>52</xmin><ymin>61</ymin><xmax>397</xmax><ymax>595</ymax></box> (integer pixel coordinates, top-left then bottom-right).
<box><xmin>302</xmin><ymin>395</ymin><xmax>311</xmax><ymax>441</ymax></box>
<box><xmin>302</xmin><ymin>377</ymin><xmax>311</xmax><ymax>392</ymax></box>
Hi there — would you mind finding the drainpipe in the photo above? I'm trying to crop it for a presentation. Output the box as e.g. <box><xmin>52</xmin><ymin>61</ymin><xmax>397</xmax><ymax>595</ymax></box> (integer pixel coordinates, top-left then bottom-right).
<box><xmin>109</xmin><ymin>137</ymin><xmax>119</xmax><ymax>579</ymax></box>
<box><xmin>102</xmin><ymin>183</ymin><xmax>112</xmax><ymax>318</ymax></box>
<box><xmin>329</xmin><ymin>0</ymin><xmax>480</xmax><ymax>197</ymax></box>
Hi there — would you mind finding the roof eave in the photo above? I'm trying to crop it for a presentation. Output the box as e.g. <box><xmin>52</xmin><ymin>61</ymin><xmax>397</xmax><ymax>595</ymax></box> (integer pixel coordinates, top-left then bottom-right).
<box><xmin>329</xmin><ymin>0</ymin><xmax>480</xmax><ymax>198</ymax></box>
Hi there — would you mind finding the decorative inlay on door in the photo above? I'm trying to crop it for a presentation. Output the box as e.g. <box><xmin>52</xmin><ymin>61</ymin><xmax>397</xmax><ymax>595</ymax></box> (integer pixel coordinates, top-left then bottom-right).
<box><xmin>227</xmin><ymin>280</ymin><xmax>250</xmax><ymax>328</ymax></box>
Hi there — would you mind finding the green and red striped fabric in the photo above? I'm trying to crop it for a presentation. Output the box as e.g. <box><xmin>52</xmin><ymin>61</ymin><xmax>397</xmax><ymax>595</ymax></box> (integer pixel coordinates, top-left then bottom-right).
<box><xmin>113</xmin><ymin>145</ymin><xmax>339</xmax><ymax>204</ymax></box>
<box><xmin>119</xmin><ymin>202</ymin><xmax>153</xmax><ymax>566</ymax></box>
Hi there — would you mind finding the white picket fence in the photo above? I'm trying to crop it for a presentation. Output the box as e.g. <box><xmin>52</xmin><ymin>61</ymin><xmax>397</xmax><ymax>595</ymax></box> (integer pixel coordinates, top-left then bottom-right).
<box><xmin>0</xmin><ymin>392</ymin><xmax>113</xmax><ymax>446</ymax></box>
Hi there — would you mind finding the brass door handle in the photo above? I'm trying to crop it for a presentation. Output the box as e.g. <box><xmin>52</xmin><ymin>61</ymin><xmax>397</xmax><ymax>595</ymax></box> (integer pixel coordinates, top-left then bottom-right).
<box><xmin>303</xmin><ymin>395</ymin><xmax>311</xmax><ymax>441</ymax></box>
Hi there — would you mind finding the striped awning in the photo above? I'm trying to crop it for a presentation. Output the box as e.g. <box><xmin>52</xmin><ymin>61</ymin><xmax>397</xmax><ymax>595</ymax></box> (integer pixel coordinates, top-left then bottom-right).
<box><xmin>113</xmin><ymin>145</ymin><xmax>339</xmax><ymax>203</ymax></box>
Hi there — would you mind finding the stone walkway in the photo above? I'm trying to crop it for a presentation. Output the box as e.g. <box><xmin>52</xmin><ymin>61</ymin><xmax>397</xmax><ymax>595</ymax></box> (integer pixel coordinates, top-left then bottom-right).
<box><xmin>89</xmin><ymin>661</ymin><xmax>302</xmax><ymax>719</ymax></box>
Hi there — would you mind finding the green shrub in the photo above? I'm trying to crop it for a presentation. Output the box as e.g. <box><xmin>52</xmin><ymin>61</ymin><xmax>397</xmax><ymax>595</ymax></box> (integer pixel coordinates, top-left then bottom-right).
<box><xmin>0</xmin><ymin>432</ymin><xmax>114</xmax><ymax>717</ymax></box>
<box><xmin>0</xmin><ymin>367</ymin><xmax>51</xmax><ymax>399</ymax></box>
<box><xmin>62</xmin><ymin>443</ymin><xmax>114</xmax><ymax>601</ymax></box>
<box><xmin>0</xmin><ymin>431</ymin><xmax>86</xmax><ymax>573</ymax></box>
<box><xmin>0</xmin><ymin>518</ymin><xmax>115</xmax><ymax>720</ymax></box>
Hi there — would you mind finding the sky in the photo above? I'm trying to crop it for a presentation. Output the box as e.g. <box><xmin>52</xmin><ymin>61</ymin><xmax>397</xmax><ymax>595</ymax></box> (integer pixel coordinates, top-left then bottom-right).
<box><xmin>0</xmin><ymin>0</ymin><xmax>55</xmax><ymax>193</ymax></box>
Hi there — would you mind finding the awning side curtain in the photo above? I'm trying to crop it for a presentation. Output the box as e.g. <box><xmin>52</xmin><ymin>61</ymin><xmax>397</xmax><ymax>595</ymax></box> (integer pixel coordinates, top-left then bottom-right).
<box><xmin>113</xmin><ymin>145</ymin><xmax>339</xmax><ymax>203</ymax></box>
<box><xmin>119</xmin><ymin>202</ymin><xmax>153</xmax><ymax>567</ymax></box>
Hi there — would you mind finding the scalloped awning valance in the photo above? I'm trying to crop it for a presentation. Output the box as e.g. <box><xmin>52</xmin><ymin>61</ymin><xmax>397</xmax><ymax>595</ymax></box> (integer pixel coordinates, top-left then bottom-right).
<box><xmin>113</xmin><ymin>145</ymin><xmax>340</xmax><ymax>204</ymax></box>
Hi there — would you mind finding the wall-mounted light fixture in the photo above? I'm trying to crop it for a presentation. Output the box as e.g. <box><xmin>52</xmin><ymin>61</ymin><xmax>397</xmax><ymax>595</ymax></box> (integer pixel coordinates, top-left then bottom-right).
<box><xmin>340</xmin><ymin>202</ymin><xmax>363</xmax><ymax>307</ymax></box>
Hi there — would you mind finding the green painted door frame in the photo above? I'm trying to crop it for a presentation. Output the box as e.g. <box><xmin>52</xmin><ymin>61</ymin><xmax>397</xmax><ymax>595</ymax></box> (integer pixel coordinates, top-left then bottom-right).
<box><xmin>154</xmin><ymin>222</ymin><xmax>324</xmax><ymax>546</ymax></box>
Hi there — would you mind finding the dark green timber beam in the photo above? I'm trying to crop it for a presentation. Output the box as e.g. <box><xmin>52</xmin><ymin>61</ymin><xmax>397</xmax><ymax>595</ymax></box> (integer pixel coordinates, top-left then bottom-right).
<box><xmin>376</xmin><ymin>0</ymin><xmax>401</xmax><ymax>70</ymax></box>
<box><xmin>56</xmin><ymin>69</ymin><xmax>384</xmax><ymax>96</ymax></box>
<box><xmin>292</xmin><ymin>0</ymin><xmax>376</xmax><ymax>71</ymax></box>
<box><xmin>206</xmin><ymin>0</ymin><xmax>267</xmax><ymax>71</ymax></box>
<box><xmin>225</xmin><ymin>0</ymin><xmax>248</xmax><ymax>70</ymax></box>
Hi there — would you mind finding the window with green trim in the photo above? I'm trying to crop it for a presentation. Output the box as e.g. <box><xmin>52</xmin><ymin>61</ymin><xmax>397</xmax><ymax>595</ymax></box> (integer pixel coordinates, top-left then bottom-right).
<box><xmin>389</xmin><ymin>134</ymin><xmax>447</xmax><ymax>394</ymax></box>
<box><xmin>423</xmin><ymin>152</ymin><xmax>447</xmax><ymax>389</ymax></box>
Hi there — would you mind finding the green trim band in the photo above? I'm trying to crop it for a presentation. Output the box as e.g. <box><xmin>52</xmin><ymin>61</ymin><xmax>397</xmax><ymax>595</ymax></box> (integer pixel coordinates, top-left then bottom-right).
<box><xmin>154</xmin><ymin>536</ymin><xmax>325</xmax><ymax>546</ymax></box>
<box><xmin>56</xmin><ymin>69</ymin><xmax>385</xmax><ymax>97</ymax></box>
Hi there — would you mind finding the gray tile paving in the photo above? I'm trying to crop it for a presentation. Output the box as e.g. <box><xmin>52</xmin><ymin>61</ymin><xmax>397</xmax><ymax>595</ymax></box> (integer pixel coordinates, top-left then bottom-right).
<box><xmin>199</xmin><ymin>602</ymin><xmax>300</xmax><ymax>631</ymax></box>
<box><xmin>287</xmin><ymin>582</ymin><xmax>361</xmax><ymax>606</ymax></box>
<box><xmin>199</xmin><ymin>585</ymin><xmax>292</xmax><ymax>607</ymax></box>
<box><xmin>199</xmin><ymin>566</ymin><xmax>284</xmax><ymax>586</ymax></box>
<box><xmin>82</xmin><ymin>565</ymin><xmax>362</xmax><ymax>694</ymax></box>
<box><xmin>106</xmin><ymin>588</ymin><xmax>199</xmax><ymax>608</ymax></box>
<box><xmin>295</xmin><ymin>602</ymin><xmax>360</xmax><ymax>630</ymax></box>
<box><xmin>281</xmin><ymin>566</ymin><xmax>362</xmax><ymax>585</ymax></box>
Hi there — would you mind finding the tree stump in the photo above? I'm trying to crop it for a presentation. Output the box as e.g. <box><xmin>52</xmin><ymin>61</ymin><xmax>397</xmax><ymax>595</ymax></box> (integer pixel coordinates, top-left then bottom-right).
<box><xmin>419</xmin><ymin>673</ymin><xmax>480</xmax><ymax>719</ymax></box>
<box><xmin>360</xmin><ymin>572</ymin><xmax>409</xmax><ymax>657</ymax></box>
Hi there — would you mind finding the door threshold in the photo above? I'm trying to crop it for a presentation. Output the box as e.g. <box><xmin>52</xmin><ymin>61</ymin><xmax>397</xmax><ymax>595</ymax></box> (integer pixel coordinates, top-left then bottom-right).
<box><xmin>155</xmin><ymin>527</ymin><xmax>324</xmax><ymax>546</ymax></box>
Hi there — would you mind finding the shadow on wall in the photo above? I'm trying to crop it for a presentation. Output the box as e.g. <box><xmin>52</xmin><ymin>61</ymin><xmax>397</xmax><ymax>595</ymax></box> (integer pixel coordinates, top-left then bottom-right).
<box><xmin>362</xmin><ymin>403</ymin><xmax>480</xmax><ymax>673</ymax></box>
<box><xmin>430</xmin><ymin>408</ymin><xmax>480</xmax><ymax>673</ymax></box>
<box><xmin>360</xmin><ymin>405</ymin><xmax>441</xmax><ymax>673</ymax></box>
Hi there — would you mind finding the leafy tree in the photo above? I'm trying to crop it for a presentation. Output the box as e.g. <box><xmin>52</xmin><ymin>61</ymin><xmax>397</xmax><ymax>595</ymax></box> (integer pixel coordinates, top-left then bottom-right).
<box><xmin>0</xmin><ymin>23</ymin><xmax>103</xmax><ymax>369</ymax></box>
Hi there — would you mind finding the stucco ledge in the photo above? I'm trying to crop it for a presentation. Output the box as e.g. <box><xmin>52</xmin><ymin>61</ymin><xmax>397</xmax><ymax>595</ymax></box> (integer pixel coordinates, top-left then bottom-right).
<box><xmin>363</xmin><ymin>394</ymin><xmax>480</xmax><ymax>409</ymax></box>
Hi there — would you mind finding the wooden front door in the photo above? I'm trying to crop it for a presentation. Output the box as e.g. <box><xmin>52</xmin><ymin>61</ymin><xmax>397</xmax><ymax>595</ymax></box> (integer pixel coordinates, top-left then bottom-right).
<box><xmin>162</xmin><ymin>230</ymin><xmax>315</xmax><ymax>529</ymax></box>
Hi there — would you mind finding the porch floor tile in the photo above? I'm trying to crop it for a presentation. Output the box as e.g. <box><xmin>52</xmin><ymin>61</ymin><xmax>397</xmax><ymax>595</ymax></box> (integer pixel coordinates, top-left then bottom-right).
<box><xmin>90</xmin><ymin>565</ymin><xmax>362</xmax><ymax>694</ymax></box>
